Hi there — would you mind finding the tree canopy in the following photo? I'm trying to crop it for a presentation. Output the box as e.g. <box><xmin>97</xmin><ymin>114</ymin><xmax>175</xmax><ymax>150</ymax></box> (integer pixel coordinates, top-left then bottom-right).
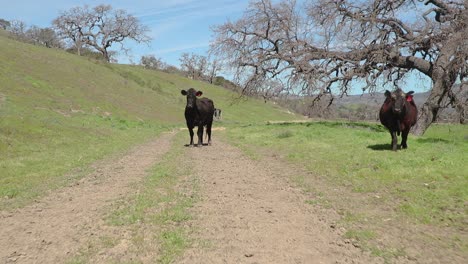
<box><xmin>0</xmin><ymin>18</ymin><xmax>10</xmax><ymax>30</ymax></box>
<box><xmin>211</xmin><ymin>0</ymin><xmax>467</xmax><ymax>135</ymax></box>
<box><xmin>53</xmin><ymin>5</ymin><xmax>151</xmax><ymax>62</ymax></box>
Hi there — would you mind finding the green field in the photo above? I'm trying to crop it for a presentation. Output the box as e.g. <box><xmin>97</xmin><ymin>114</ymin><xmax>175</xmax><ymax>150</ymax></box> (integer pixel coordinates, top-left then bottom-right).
<box><xmin>224</xmin><ymin>120</ymin><xmax>468</xmax><ymax>259</ymax></box>
<box><xmin>1</xmin><ymin>29</ymin><xmax>466</xmax><ymax>262</ymax></box>
<box><xmin>0</xmin><ymin>33</ymin><xmax>299</xmax><ymax>209</ymax></box>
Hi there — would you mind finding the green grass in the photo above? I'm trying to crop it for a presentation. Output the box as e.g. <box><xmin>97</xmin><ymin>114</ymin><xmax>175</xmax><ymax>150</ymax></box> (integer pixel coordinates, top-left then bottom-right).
<box><xmin>227</xmin><ymin>121</ymin><xmax>467</xmax><ymax>226</ymax></box>
<box><xmin>0</xmin><ymin>33</ymin><xmax>300</xmax><ymax>210</ymax></box>
<box><xmin>225</xmin><ymin>120</ymin><xmax>468</xmax><ymax>260</ymax></box>
<box><xmin>0</xmin><ymin>101</ymin><xmax>167</xmax><ymax>208</ymax></box>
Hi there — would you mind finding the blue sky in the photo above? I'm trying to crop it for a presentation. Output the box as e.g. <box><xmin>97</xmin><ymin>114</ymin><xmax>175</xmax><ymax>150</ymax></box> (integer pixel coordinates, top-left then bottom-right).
<box><xmin>0</xmin><ymin>0</ymin><xmax>250</xmax><ymax>66</ymax></box>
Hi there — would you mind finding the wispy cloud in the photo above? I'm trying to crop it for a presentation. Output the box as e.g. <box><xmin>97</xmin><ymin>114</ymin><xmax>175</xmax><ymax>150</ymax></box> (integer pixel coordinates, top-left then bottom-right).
<box><xmin>136</xmin><ymin>0</ymin><xmax>246</xmax><ymax>38</ymax></box>
<box><xmin>156</xmin><ymin>42</ymin><xmax>211</xmax><ymax>55</ymax></box>
<box><xmin>136</xmin><ymin>0</ymin><xmax>243</xmax><ymax>19</ymax></box>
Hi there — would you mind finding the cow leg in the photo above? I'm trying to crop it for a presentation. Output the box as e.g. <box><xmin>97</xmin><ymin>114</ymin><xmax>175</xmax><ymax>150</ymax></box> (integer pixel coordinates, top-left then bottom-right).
<box><xmin>188</xmin><ymin>127</ymin><xmax>195</xmax><ymax>146</ymax></box>
<box><xmin>401</xmin><ymin>129</ymin><xmax>409</xmax><ymax>149</ymax></box>
<box><xmin>206</xmin><ymin>122</ymin><xmax>212</xmax><ymax>145</ymax></box>
<box><xmin>390</xmin><ymin>131</ymin><xmax>398</xmax><ymax>151</ymax></box>
<box><xmin>197</xmin><ymin>125</ymin><xmax>203</xmax><ymax>147</ymax></box>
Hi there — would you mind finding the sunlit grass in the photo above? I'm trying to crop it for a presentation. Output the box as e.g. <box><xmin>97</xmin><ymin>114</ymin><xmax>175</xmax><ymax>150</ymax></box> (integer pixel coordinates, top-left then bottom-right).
<box><xmin>226</xmin><ymin>121</ymin><xmax>467</xmax><ymax>226</ymax></box>
<box><xmin>0</xmin><ymin>107</ymin><xmax>166</xmax><ymax>209</ymax></box>
<box><xmin>225</xmin><ymin>120</ymin><xmax>467</xmax><ymax>261</ymax></box>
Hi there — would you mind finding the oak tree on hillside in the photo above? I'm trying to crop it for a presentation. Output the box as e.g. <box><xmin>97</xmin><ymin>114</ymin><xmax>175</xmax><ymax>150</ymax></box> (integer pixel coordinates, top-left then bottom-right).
<box><xmin>140</xmin><ymin>55</ymin><xmax>165</xmax><ymax>70</ymax></box>
<box><xmin>0</xmin><ymin>18</ymin><xmax>10</xmax><ymax>30</ymax></box>
<box><xmin>179</xmin><ymin>53</ymin><xmax>208</xmax><ymax>80</ymax></box>
<box><xmin>53</xmin><ymin>5</ymin><xmax>150</xmax><ymax>62</ymax></box>
<box><xmin>26</xmin><ymin>26</ymin><xmax>63</xmax><ymax>48</ymax></box>
<box><xmin>3</xmin><ymin>19</ymin><xmax>61</xmax><ymax>48</ymax></box>
<box><xmin>179</xmin><ymin>53</ymin><xmax>222</xmax><ymax>83</ymax></box>
<box><xmin>9</xmin><ymin>20</ymin><xmax>27</xmax><ymax>39</ymax></box>
<box><xmin>211</xmin><ymin>0</ymin><xmax>467</xmax><ymax>135</ymax></box>
<box><xmin>52</xmin><ymin>6</ymin><xmax>88</xmax><ymax>56</ymax></box>
<box><xmin>207</xmin><ymin>59</ymin><xmax>221</xmax><ymax>84</ymax></box>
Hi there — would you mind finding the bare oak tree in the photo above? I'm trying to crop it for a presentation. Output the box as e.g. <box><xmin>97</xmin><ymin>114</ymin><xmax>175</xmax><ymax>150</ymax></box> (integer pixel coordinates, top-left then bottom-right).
<box><xmin>53</xmin><ymin>5</ymin><xmax>150</xmax><ymax>62</ymax></box>
<box><xmin>179</xmin><ymin>53</ymin><xmax>209</xmax><ymax>80</ymax></box>
<box><xmin>53</xmin><ymin>6</ymin><xmax>89</xmax><ymax>56</ymax></box>
<box><xmin>211</xmin><ymin>0</ymin><xmax>467</xmax><ymax>135</ymax></box>
<box><xmin>26</xmin><ymin>26</ymin><xmax>63</xmax><ymax>48</ymax></box>
<box><xmin>207</xmin><ymin>58</ymin><xmax>221</xmax><ymax>84</ymax></box>
<box><xmin>179</xmin><ymin>53</ymin><xmax>197</xmax><ymax>79</ymax></box>
<box><xmin>140</xmin><ymin>55</ymin><xmax>165</xmax><ymax>70</ymax></box>
<box><xmin>9</xmin><ymin>20</ymin><xmax>27</xmax><ymax>40</ymax></box>
<box><xmin>0</xmin><ymin>18</ymin><xmax>10</xmax><ymax>30</ymax></box>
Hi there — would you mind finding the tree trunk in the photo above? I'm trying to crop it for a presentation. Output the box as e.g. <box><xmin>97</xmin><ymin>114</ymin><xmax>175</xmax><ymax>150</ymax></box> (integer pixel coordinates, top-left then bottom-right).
<box><xmin>75</xmin><ymin>37</ymin><xmax>82</xmax><ymax>56</ymax></box>
<box><xmin>449</xmin><ymin>85</ymin><xmax>467</xmax><ymax>124</ymax></box>
<box><xmin>457</xmin><ymin>100</ymin><xmax>466</xmax><ymax>124</ymax></box>
<box><xmin>102</xmin><ymin>49</ymin><xmax>110</xmax><ymax>62</ymax></box>
<box><xmin>412</xmin><ymin>92</ymin><xmax>441</xmax><ymax>136</ymax></box>
<box><xmin>412</xmin><ymin>63</ymin><xmax>457</xmax><ymax>136</ymax></box>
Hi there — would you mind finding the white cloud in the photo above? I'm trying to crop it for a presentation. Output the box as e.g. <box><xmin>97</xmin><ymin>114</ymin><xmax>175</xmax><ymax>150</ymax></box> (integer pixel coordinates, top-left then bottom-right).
<box><xmin>156</xmin><ymin>42</ymin><xmax>211</xmax><ymax>55</ymax></box>
<box><xmin>139</xmin><ymin>0</ymin><xmax>247</xmax><ymax>39</ymax></box>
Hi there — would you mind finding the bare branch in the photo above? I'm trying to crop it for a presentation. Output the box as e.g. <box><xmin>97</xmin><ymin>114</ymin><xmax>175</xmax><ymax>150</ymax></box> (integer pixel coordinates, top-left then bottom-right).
<box><xmin>211</xmin><ymin>0</ymin><xmax>466</xmax><ymax>134</ymax></box>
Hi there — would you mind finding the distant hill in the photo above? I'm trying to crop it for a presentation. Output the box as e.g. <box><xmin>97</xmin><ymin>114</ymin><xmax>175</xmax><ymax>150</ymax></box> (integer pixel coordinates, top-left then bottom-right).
<box><xmin>334</xmin><ymin>91</ymin><xmax>430</xmax><ymax>108</ymax></box>
<box><xmin>332</xmin><ymin>86</ymin><xmax>465</xmax><ymax>122</ymax></box>
<box><xmin>275</xmin><ymin>86</ymin><xmax>464</xmax><ymax>123</ymax></box>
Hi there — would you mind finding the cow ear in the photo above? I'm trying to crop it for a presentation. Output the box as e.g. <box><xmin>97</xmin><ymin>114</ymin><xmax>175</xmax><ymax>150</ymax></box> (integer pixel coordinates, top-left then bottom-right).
<box><xmin>181</xmin><ymin>90</ymin><xmax>187</xmax><ymax>96</ymax></box>
<box><xmin>384</xmin><ymin>90</ymin><xmax>391</xmax><ymax>97</ymax></box>
<box><xmin>196</xmin><ymin>91</ymin><xmax>203</xmax><ymax>97</ymax></box>
<box><xmin>406</xmin><ymin>91</ymin><xmax>415</xmax><ymax>102</ymax></box>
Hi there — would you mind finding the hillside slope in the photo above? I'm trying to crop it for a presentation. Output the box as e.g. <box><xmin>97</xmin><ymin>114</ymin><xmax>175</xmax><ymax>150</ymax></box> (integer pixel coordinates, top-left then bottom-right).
<box><xmin>0</xmin><ymin>34</ymin><xmax>300</xmax><ymax>208</ymax></box>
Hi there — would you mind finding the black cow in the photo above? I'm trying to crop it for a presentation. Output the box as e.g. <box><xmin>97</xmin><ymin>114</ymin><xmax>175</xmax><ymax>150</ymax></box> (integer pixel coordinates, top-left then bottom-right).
<box><xmin>214</xmin><ymin>108</ymin><xmax>222</xmax><ymax>120</ymax></box>
<box><xmin>379</xmin><ymin>88</ymin><xmax>418</xmax><ymax>151</ymax></box>
<box><xmin>181</xmin><ymin>88</ymin><xmax>215</xmax><ymax>147</ymax></box>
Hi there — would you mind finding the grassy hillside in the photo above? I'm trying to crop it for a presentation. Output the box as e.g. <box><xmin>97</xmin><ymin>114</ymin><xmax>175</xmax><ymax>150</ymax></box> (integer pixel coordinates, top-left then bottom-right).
<box><xmin>0</xmin><ymin>33</ymin><xmax>300</xmax><ymax>209</ymax></box>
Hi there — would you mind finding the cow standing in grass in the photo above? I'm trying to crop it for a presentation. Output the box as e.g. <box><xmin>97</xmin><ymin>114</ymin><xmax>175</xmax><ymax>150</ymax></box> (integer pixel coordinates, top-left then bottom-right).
<box><xmin>379</xmin><ymin>89</ymin><xmax>418</xmax><ymax>151</ymax></box>
<box><xmin>214</xmin><ymin>108</ymin><xmax>222</xmax><ymax>120</ymax></box>
<box><xmin>181</xmin><ymin>88</ymin><xmax>215</xmax><ymax>147</ymax></box>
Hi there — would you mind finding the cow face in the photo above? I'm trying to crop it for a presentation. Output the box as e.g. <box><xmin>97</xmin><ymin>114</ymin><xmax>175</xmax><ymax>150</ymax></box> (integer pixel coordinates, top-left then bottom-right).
<box><xmin>385</xmin><ymin>89</ymin><xmax>408</xmax><ymax>115</ymax></box>
<box><xmin>181</xmin><ymin>88</ymin><xmax>203</xmax><ymax>109</ymax></box>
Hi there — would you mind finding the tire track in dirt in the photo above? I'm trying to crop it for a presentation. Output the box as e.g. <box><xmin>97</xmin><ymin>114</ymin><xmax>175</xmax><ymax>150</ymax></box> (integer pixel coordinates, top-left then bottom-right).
<box><xmin>0</xmin><ymin>131</ymin><xmax>176</xmax><ymax>264</ymax></box>
<box><xmin>179</xmin><ymin>139</ymin><xmax>380</xmax><ymax>264</ymax></box>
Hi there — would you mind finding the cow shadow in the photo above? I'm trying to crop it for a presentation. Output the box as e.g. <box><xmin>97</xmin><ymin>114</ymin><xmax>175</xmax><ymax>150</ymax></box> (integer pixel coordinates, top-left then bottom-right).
<box><xmin>416</xmin><ymin>138</ymin><xmax>451</xmax><ymax>144</ymax></box>
<box><xmin>367</xmin><ymin>144</ymin><xmax>392</xmax><ymax>151</ymax></box>
<box><xmin>184</xmin><ymin>143</ymin><xmax>210</xmax><ymax>147</ymax></box>
<box><xmin>271</xmin><ymin>121</ymin><xmax>386</xmax><ymax>132</ymax></box>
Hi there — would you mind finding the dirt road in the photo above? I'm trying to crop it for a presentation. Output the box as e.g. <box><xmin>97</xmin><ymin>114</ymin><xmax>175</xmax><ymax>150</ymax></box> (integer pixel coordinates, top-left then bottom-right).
<box><xmin>0</xmin><ymin>131</ymin><xmax>378</xmax><ymax>263</ymax></box>
<box><xmin>0</xmin><ymin>132</ymin><xmax>175</xmax><ymax>263</ymax></box>
<box><xmin>179</xmin><ymin>138</ymin><xmax>377</xmax><ymax>264</ymax></box>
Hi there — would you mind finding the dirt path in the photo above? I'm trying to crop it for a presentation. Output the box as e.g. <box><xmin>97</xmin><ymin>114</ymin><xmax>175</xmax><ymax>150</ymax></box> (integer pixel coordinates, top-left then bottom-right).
<box><xmin>1</xmin><ymin>131</ymin><xmax>380</xmax><ymax>263</ymax></box>
<box><xmin>179</xmin><ymin>139</ymin><xmax>379</xmax><ymax>263</ymax></box>
<box><xmin>0</xmin><ymin>131</ymin><xmax>176</xmax><ymax>264</ymax></box>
